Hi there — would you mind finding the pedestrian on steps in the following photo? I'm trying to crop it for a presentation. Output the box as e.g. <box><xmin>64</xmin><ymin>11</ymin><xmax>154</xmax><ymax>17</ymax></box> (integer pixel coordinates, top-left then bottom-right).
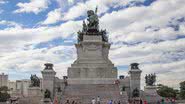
<box><xmin>92</xmin><ymin>98</ymin><xmax>96</xmax><ymax>104</ymax></box>
<box><xmin>97</xmin><ymin>96</ymin><xmax>100</xmax><ymax>104</ymax></box>
<box><xmin>65</xmin><ymin>100</ymin><xmax>70</xmax><ymax>104</ymax></box>
<box><xmin>108</xmin><ymin>100</ymin><xmax>113</xmax><ymax>104</ymax></box>
<box><xmin>72</xmin><ymin>101</ymin><xmax>75</xmax><ymax>104</ymax></box>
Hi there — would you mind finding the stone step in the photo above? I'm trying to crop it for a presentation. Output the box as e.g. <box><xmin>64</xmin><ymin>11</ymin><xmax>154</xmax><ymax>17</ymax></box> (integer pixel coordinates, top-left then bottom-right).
<box><xmin>60</xmin><ymin>84</ymin><xmax>128</xmax><ymax>104</ymax></box>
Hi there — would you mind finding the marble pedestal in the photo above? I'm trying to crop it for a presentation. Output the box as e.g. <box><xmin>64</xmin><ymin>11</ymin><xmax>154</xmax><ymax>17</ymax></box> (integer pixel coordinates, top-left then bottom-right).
<box><xmin>143</xmin><ymin>86</ymin><xmax>161</xmax><ymax>103</ymax></box>
<box><xmin>68</xmin><ymin>35</ymin><xmax>117</xmax><ymax>80</ymax></box>
<box><xmin>28</xmin><ymin>87</ymin><xmax>42</xmax><ymax>97</ymax></box>
<box><xmin>27</xmin><ymin>87</ymin><xmax>42</xmax><ymax>104</ymax></box>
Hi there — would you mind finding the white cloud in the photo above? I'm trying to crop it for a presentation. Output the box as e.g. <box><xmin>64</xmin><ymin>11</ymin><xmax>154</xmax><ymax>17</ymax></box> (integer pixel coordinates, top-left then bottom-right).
<box><xmin>99</xmin><ymin>0</ymin><xmax>185</xmax><ymax>44</ymax></box>
<box><xmin>0</xmin><ymin>20</ymin><xmax>81</xmax><ymax>54</ymax></box>
<box><xmin>14</xmin><ymin>0</ymin><xmax>50</xmax><ymax>14</ymax></box>
<box><xmin>0</xmin><ymin>20</ymin><xmax>22</xmax><ymax>28</ymax></box>
<box><xmin>0</xmin><ymin>0</ymin><xmax>7</xmax><ymax>4</ymax></box>
<box><xmin>0</xmin><ymin>45</ymin><xmax>76</xmax><ymax>78</ymax></box>
<box><xmin>41</xmin><ymin>8</ymin><xmax>62</xmax><ymax>25</ymax></box>
<box><xmin>0</xmin><ymin>0</ymin><xmax>185</xmax><ymax>89</ymax></box>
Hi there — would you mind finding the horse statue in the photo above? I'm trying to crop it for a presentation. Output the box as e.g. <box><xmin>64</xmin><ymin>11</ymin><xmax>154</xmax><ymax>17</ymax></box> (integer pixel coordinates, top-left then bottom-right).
<box><xmin>30</xmin><ymin>74</ymin><xmax>40</xmax><ymax>87</ymax></box>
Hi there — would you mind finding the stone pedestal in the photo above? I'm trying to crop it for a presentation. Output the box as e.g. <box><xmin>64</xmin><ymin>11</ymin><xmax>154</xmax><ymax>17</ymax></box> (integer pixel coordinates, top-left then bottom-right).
<box><xmin>68</xmin><ymin>35</ymin><xmax>117</xmax><ymax>79</ymax></box>
<box><xmin>25</xmin><ymin>87</ymin><xmax>42</xmax><ymax>104</ymax></box>
<box><xmin>41</xmin><ymin>63</ymin><xmax>56</xmax><ymax>100</ymax></box>
<box><xmin>40</xmin><ymin>98</ymin><xmax>52</xmax><ymax>104</ymax></box>
<box><xmin>143</xmin><ymin>86</ymin><xmax>161</xmax><ymax>103</ymax></box>
<box><xmin>129</xmin><ymin>63</ymin><xmax>142</xmax><ymax>98</ymax></box>
<box><xmin>28</xmin><ymin>87</ymin><xmax>42</xmax><ymax>97</ymax></box>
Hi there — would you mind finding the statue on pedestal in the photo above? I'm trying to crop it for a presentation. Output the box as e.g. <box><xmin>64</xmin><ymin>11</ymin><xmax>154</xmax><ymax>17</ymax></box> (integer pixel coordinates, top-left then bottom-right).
<box><xmin>132</xmin><ymin>88</ymin><xmax>139</xmax><ymax>97</ymax></box>
<box><xmin>87</xmin><ymin>7</ymin><xmax>99</xmax><ymax>30</ymax></box>
<box><xmin>44</xmin><ymin>89</ymin><xmax>51</xmax><ymax>98</ymax></box>
<box><xmin>30</xmin><ymin>74</ymin><xmax>40</xmax><ymax>87</ymax></box>
<box><xmin>145</xmin><ymin>73</ymin><xmax>156</xmax><ymax>86</ymax></box>
<box><xmin>77</xmin><ymin>7</ymin><xmax>108</xmax><ymax>42</ymax></box>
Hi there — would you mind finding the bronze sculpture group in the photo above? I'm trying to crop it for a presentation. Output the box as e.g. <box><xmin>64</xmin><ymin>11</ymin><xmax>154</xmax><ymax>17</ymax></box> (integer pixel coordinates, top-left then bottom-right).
<box><xmin>77</xmin><ymin>7</ymin><xmax>108</xmax><ymax>42</ymax></box>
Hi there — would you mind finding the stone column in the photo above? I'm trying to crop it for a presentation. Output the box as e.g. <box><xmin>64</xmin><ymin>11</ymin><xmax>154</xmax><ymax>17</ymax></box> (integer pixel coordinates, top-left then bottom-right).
<box><xmin>41</xmin><ymin>63</ymin><xmax>56</xmax><ymax>100</ymax></box>
<box><xmin>129</xmin><ymin>63</ymin><xmax>142</xmax><ymax>98</ymax></box>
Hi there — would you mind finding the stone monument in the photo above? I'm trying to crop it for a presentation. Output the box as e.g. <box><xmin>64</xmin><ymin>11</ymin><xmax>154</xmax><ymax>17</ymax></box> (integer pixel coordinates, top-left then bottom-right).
<box><xmin>27</xmin><ymin>74</ymin><xmax>42</xmax><ymax>104</ymax></box>
<box><xmin>129</xmin><ymin>63</ymin><xmax>142</xmax><ymax>98</ymax></box>
<box><xmin>41</xmin><ymin>8</ymin><xmax>143</xmax><ymax>104</ymax></box>
<box><xmin>41</xmin><ymin>63</ymin><xmax>56</xmax><ymax>100</ymax></box>
<box><xmin>143</xmin><ymin>73</ymin><xmax>161</xmax><ymax>103</ymax></box>
<box><xmin>40</xmin><ymin>89</ymin><xmax>52</xmax><ymax>104</ymax></box>
<box><xmin>68</xmin><ymin>7</ymin><xmax>117</xmax><ymax>81</ymax></box>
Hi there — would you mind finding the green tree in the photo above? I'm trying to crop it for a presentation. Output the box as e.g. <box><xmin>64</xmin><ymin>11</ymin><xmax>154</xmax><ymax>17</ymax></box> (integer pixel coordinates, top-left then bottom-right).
<box><xmin>180</xmin><ymin>81</ymin><xmax>185</xmax><ymax>99</ymax></box>
<box><xmin>157</xmin><ymin>84</ymin><xmax>178</xmax><ymax>98</ymax></box>
<box><xmin>0</xmin><ymin>86</ymin><xmax>10</xmax><ymax>102</ymax></box>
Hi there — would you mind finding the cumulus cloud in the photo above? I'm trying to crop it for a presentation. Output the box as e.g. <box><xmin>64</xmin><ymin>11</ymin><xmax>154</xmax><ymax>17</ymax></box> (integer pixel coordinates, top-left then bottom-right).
<box><xmin>0</xmin><ymin>20</ymin><xmax>81</xmax><ymax>54</ymax></box>
<box><xmin>45</xmin><ymin>0</ymin><xmax>145</xmax><ymax>24</ymax></box>
<box><xmin>14</xmin><ymin>0</ymin><xmax>50</xmax><ymax>14</ymax></box>
<box><xmin>0</xmin><ymin>45</ymin><xmax>76</xmax><ymax>78</ymax></box>
<box><xmin>100</xmin><ymin>0</ymin><xmax>185</xmax><ymax>43</ymax></box>
<box><xmin>41</xmin><ymin>8</ymin><xmax>62</xmax><ymax>25</ymax></box>
<box><xmin>0</xmin><ymin>20</ymin><xmax>22</xmax><ymax>28</ymax></box>
<box><xmin>0</xmin><ymin>0</ymin><xmax>7</xmax><ymax>4</ymax></box>
<box><xmin>0</xmin><ymin>0</ymin><xmax>185</xmax><ymax>89</ymax></box>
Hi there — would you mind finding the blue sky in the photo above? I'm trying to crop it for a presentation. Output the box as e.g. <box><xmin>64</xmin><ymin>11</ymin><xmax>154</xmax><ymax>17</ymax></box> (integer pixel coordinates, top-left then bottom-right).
<box><xmin>0</xmin><ymin>0</ymin><xmax>185</xmax><ymax>88</ymax></box>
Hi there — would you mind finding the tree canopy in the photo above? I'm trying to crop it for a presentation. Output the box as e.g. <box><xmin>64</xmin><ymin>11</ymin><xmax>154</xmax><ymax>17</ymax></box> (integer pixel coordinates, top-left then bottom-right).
<box><xmin>180</xmin><ymin>81</ymin><xmax>185</xmax><ymax>99</ymax></box>
<box><xmin>157</xmin><ymin>84</ymin><xmax>178</xmax><ymax>98</ymax></box>
<box><xmin>0</xmin><ymin>86</ymin><xmax>10</xmax><ymax>102</ymax></box>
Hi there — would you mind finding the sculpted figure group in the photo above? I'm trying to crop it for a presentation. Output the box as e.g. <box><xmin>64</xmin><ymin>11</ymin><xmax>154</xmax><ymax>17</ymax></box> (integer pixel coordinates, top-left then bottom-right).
<box><xmin>77</xmin><ymin>7</ymin><xmax>108</xmax><ymax>42</ymax></box>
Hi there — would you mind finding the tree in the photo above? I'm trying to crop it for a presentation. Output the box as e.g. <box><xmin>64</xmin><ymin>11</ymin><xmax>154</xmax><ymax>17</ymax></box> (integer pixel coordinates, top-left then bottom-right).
<box><xmin>180</xmin><ymin>81</ymin><xmax>185</xmax><ymax>99</ymax></box>
<box><xmin>0</xmin><ymin>86</ymin><xmax>10</xmax><ymax>102</ymax></box>
<box><xmin>157</xmin><ymin>84</ymin><xmax>178</xmax><ymax>98</ymax></box>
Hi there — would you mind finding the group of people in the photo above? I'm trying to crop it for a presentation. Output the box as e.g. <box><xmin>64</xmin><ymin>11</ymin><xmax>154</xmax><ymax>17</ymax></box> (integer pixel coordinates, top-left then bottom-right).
<box><xmin>64</xmin><ymin>96</ymin><xmax>122</xmax><ymax>104</ymax></box>
<box><xmin>64</xmin><ymin>100</ymin><xmax>78</xmax><ymax>104</ymax></box>
<box><xmin>91</xmin><ymin>97</ymin><xmax>122</xmax><ymax>104</ymax></box>
<box><xmin>128</xmin><ymin>98</ymin><xmax>176</xmax><ymax>104</ymax></box>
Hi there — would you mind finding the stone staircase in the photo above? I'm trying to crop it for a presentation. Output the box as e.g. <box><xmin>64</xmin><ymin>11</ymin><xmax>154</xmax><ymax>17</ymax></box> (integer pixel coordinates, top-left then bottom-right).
<box><xmin>60</xmin><ymin>84</ymin><xmax>128</xmax><ymax>104</ymax></box>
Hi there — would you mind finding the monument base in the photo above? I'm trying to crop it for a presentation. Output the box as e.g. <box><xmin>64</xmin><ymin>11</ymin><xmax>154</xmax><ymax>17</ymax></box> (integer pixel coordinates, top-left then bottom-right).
<box><xmin>143</xmin><ymin>86</ymin><xmax>161</xmax><ymax>103</ymax></box>
<box><xmin>23</xmin><ymin>87</ymin><xmax>42</xmax><ymax>104</ymax></box>
<box><xmin>28</xmin><ymin>87</ymin><xmax>42</xmax><ymax>97</ymax></box>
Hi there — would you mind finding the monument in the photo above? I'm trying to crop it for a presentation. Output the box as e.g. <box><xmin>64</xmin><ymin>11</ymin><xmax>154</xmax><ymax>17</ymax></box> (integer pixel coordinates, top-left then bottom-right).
<box><xmin>40</xmin><ymin>89</ymin><xmax>52</xmax><ymax>104</ymax></box>
<box><xmin>27</xmin><ymin>74</ymin><xmax>42</xmax><ymax>104</ymax></box>
<box><xmin>41</xmin><ymin>8</ymin><xmax>143</xmax><ymax>104</ymax></box>
<box><xmin>129</xmin><ymin>63</ymin><xmax>142</xmax><ymax>98</ymax></box>
<box><xmin>68</xmin><ymin>7</ymin><xmax>117</xmax><ymax>80</ymax></box>
<box><xmin>143</xmin><ymin>73</ymin><xmax>161</xmax><ymax>103</ymax></box>
<box><xmin>41</xmin><ymin>63</ymin><xmax>56</xmax><ymax>100</ymax></box>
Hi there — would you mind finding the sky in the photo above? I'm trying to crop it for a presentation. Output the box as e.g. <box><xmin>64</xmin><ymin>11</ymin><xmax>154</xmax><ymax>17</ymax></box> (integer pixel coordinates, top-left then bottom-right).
<box><xmin>0</xmin><ymin>0</ymin><xmax>185</xmax><ymax>89</ymax></box>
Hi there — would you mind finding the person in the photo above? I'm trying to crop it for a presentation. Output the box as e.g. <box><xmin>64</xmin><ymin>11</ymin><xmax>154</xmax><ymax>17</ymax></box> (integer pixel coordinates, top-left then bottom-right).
<box><xmin>92</xmin><ymin>98</ymin><xmax>96</xmax><ymax>104</ymax></box>
<box><xmin>108</xmin><ymin>100</ymin><xmax>113</xmax><ymax>104</ymax></box>
<box><xmin>140</xmin><ymin>99</ymin><xmax>142</xmax><ymax>104</ymax></box>
<box><xmin>72</xmin><ymin>101</ymin><xmax>75</xmax><ymax>104</ymax></box>
<box><xmin>161</xmin><ymin>99</ymin><xmax>165</xmax><ymax>104</ymax></box>
<box><xmin>97</xmin><ymin>96</ymin><xmax>100</xmax><ymax>104</ymax></box>
<box><xmin>65</xmin><ymin>100</ymin><xmax>70</xmax><ymax>104</ymax></box>
<box><xmin>144</xmin><ymin>100</ymin><xmax>147</xmax><ymax>104</ymax></box>
<box><xmin>118</xmin><ymin>101</ymin><xmax>121</xmax><ymax>104</ymax></box>
<box><xmin>157</xmin><ymin>100</ymin><xmax>160</xmax><ymax>104</ymax></box>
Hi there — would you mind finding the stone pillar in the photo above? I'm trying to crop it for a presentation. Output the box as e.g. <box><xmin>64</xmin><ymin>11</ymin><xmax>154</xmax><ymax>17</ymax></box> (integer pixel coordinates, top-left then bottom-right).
<box><xmin>28</xmin><ymin>87</ymin><xmax>42</xmax><ymax>97</ymax></box>
<box><xmin>27</xmin><ymin>87</ymin><xmax>42</xmax><ymax>104</ymax></box>
<box><xmin>41</xmin><ymin>63</ymin><xmax>56</xmax><ymax>100</ymax></box>
<box><xmin>129</xmin><ymin>63</ymin><xmax>142</xmax><ymax>98</ymax></box>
